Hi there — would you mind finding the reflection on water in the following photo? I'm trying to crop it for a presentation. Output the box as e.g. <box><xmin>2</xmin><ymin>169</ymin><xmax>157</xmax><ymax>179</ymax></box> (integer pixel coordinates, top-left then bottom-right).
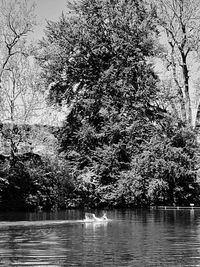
<box><xmin>0</xmin><ymin>209</ymin><xmax>200</xmax><ymax>266</ymax></box>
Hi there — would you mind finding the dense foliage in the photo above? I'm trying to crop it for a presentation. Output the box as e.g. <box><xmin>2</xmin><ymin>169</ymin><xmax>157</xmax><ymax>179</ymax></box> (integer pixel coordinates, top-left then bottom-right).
<box><xmin>36</xmin><ymin>0</ymin><xmax>200</xmax><ymax>209</ymax></box>
<box><xmin>0</xmin><ymin>0</ymin><xmax>199</xmax><ymax>211</ymax></box>
<box><xmin>0</xmin><ymin>154</ymin><xmax>75</xmax><ymax>211</ymax></box>
<box><xmin>0</xmin><ymin>124</ymin><xmax>75</xmax><ymax>211</ymax></box>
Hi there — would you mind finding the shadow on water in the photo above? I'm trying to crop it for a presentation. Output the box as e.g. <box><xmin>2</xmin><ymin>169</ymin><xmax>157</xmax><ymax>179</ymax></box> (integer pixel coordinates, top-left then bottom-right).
<box><xmin>0</xmin><ymin>209</ymin><xmax>200</xmax><ymax>266</ymax></box>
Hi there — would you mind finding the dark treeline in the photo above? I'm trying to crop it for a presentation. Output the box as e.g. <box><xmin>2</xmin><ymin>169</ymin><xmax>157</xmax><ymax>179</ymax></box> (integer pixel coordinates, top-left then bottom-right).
<box><xmin>0</xmin><ymin>0</ymin><xmax>200</xmax><ymax>211</ymax></box>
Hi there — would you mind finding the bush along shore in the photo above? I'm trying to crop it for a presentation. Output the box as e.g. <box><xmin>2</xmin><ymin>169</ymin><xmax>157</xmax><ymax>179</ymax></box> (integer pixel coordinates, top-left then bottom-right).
<box><xmin>0</xmin><ymin>121</ymin><xmax>199</xmax><ymax>211</ymax></box>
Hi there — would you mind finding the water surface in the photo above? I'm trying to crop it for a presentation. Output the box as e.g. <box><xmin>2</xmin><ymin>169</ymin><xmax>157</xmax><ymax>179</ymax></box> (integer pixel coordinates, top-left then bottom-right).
<box><xmin>0</xmin><ymin>209</ymin><xmax>200</xmax><ymax>266</ymax></box>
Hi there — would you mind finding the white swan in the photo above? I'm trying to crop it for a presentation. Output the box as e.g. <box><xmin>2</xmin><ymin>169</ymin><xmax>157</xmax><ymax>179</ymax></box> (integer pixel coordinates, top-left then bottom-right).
<box><xmin>84</xmin><ymin>212</ymin><xmax>108</xmax><ymax>222</ymax></box>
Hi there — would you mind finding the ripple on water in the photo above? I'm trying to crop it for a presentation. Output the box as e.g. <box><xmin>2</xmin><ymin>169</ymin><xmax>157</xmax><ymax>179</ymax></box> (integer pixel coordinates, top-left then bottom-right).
<box><xmin>0</xmin><ymin>210</ymin><xmax>200</xmax><ymax>266</ymax></box>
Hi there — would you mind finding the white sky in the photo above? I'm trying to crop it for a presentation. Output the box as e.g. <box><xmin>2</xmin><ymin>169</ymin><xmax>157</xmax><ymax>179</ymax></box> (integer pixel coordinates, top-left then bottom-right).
<box><xmin>33</xmin><ymin>0</ymin><xmax>69</xmax><ymax>40</ymax></box>
<box><xmin>27</xmin><ymin>1</ymin><xmax>71</xmax><ymax>125</ymax></box>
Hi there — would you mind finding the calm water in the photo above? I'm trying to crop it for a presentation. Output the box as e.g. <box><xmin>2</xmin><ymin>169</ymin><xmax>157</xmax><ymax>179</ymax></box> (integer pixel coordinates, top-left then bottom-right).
<box><xmin>0</xmin><ymin>209</ymin><xmax>200</xmax><ymax>266</ymax></box>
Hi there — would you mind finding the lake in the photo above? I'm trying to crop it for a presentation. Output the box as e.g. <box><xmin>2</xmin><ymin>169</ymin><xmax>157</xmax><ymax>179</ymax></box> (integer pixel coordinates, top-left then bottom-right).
<box><xmin>0</xmin><ymin>209</ymin><xmax>199</xmax><ymax>266</ymax></box>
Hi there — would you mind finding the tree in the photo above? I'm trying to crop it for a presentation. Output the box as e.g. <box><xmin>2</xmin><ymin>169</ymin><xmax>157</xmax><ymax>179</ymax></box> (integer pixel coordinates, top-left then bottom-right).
<box><xmin>154</xmin><ymin>0</ymin><xmax>200</xmax><ymax>127</ymax></box>
<box><xmin>0</xmin><ymin>0</ymin><xmax>36</xmax><ymax>89</ymax></box>
<box><xmin>0</xmin><ymin>0</ymin><xmax>74</xmax><ymax>211</ymax></box>
<box><xmin>38</xmin><ymin>0</ymin><xmax>168</xmax><ymax>207</ymax></box>
<box><xmin>0</xmin><ymin>0</ymin><xmax>45</xmax><ymax>158</ymax></box>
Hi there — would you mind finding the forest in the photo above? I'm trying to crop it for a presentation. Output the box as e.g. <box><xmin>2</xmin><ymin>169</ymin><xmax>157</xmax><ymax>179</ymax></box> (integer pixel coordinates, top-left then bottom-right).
<box><xmin>0</xmin><ymin>0</ymin><xmax>200</xmax><ymax>211</ymax></box>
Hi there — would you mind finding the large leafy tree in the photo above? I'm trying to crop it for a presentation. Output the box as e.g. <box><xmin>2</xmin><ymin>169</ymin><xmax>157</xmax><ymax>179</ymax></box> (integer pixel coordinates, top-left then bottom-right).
<box><xmin>38</xmin><ymin>0</ymin><xmax>184</xmax><ymax>207</ymax></box>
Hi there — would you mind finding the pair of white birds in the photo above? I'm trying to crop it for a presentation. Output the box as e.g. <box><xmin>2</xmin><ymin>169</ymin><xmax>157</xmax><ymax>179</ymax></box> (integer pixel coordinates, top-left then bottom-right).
<box><xmin>84</xmin><ymin>212</ymin><xmax>108</xmax><ymax>221</ymax></box>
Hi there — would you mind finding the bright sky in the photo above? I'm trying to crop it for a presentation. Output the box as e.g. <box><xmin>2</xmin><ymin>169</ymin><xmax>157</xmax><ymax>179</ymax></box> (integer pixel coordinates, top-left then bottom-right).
<box><xmin>33</xmin><ymin>0</ymin><xmax>69</xmax><ymax>40</ymax></box>
<box><xmin>27</xmin><ymin>0</ymin><xmax>71</xmax><ymax>125</ymax></box>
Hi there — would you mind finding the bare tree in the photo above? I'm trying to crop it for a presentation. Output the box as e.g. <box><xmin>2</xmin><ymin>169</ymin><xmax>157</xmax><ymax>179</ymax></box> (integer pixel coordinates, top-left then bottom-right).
<box><xmin>0</xmin><ymin>56</ymin><xmax>44</xmax><ymax>124</ymax></box>
<box><xmin>154</xmin><ymin>0</ymin><xmax>200</xmax><ymax>127</ymax></box>
<box><xmin>0</xmin><ymin>0</ymin><xmax>36</xmax><ymax>84</ymax></box>
<box><xmin>0</xmin><ymin>0</ymin><xmax>45</xmax><ymax>158</ymax></box>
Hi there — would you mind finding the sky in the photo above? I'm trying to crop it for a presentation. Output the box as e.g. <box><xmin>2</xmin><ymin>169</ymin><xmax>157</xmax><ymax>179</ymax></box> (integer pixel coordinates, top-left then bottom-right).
<box><xmin>33</xmin><ymin>0</ymin><xmax>69</xmax><ymax>40</ymax></box>
<box><xmin>27</xmin><ymin>0</ymin><xmax>71</xmax><ymax>125</ymax></box>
